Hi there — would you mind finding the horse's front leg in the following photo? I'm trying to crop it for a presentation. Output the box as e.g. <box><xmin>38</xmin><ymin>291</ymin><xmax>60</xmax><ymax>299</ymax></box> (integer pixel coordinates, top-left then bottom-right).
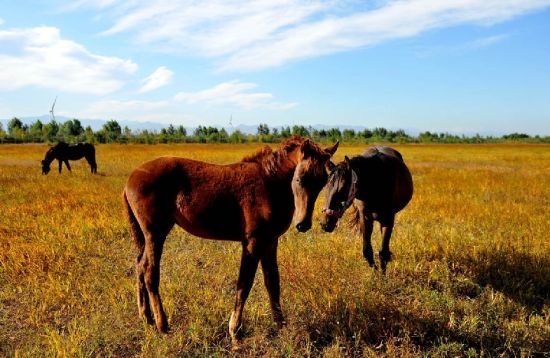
<box><xmin>64</xmin><ymin>160</ymin><xmax>71</xmax><ymax>172</ymax></box>
<box><xmin>356</xmin><ymin>201</ymin><xmax>376</xmax><ymax>269</ymax></box>
<box><xmin>58</xmin><ymin>159</ymin><xmax>62</xmax><ymax>173</ymax></box>
<box><xmin>229</xmin><ymin>241</ymin><xmax>260</xmax><ymax>348</ymax></box>
<box><xmin>379</xmin><ymin>215</ymin><xmax>395</xmax><ymax>273</ymax></box>
<box><xmin>260</xmin><ymin>239</ymin><xmax>285</xmax><ymax>328</ymax></box>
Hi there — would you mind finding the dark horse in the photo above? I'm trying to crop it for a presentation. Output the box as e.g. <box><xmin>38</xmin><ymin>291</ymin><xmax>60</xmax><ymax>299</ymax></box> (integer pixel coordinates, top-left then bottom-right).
<box><xmin>320</xmin><ymin>146</ymin><xmax>413</xmax><ymax>272</ymax></box>
<box><xmin>41</xmin><ymin>142</ymin><xmax>97</xmax><ymax>174</ymax></box>
<box><xmin>123</xmin><ymin>136</ymin><xmax>338</xmax><ymax>346</ymax></box>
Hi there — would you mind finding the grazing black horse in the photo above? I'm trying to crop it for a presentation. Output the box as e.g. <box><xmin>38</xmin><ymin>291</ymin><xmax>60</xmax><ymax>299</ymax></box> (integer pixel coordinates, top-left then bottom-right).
<box><xmin>41</xmin><ymin>142</ymin><xmax>97</xmax><ymax>175</ymax></box>
<box><xmin>320</xmin><ymin>146</ymin><xmax>413</xmax><ymax>272</ymax></box>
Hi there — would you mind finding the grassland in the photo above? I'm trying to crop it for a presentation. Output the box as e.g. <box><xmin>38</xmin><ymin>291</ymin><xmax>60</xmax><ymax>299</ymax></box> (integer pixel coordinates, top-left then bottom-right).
<box><xmin>1</xmin><ymin>143</ymin><xmax>549</xmax><ymax>357</ymax></box>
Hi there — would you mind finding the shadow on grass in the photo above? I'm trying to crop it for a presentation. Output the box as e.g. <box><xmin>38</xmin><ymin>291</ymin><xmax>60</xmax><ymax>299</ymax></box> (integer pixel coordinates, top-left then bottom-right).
<box><xmin>457</xmin><ymin>248</ymin><xmax>550</xmax><ymax>311</ymax></box>
<box><xmin>301</xmin><ymin>293</ymin><xmax>525</xmax><ymax>356</ymax></box>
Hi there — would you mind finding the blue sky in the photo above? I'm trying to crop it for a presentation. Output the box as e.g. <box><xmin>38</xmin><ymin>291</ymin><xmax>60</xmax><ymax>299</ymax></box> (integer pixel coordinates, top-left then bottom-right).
<box><xmin>1</xmin><ymin>0</ymin><xmax>549</xmax><ymax>135</ymax></box>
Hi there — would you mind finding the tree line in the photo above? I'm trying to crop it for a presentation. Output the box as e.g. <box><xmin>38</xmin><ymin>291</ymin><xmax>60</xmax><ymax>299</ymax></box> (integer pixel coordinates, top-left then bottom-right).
<box><xmin>1</xmin><ymin>117</ymin><xmax>548</xmax><ymax>144</ymax></box>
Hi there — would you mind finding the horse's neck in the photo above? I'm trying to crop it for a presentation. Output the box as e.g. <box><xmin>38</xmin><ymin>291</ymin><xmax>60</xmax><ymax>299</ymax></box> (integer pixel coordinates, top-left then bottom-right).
<box><xmin>264</xmin><ymin>148</ymin><xmax>299</xmax><ymax>184</ymax></box>
<box><xmin>349</xmin><ymin>157</ymin><xmax>367</xmax><ymax>182</ymax></box>
<box><xmin>44</xmin><ymin>151</ymin><xmax>57</xmax><ymax>164</ymax></box>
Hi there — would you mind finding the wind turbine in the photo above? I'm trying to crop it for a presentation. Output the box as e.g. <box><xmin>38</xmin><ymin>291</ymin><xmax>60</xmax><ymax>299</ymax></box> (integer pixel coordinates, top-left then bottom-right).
<box><xmin>49</xmin><ymin>96</ymin><xmax>57</xmax><ymax>122</ymax></box>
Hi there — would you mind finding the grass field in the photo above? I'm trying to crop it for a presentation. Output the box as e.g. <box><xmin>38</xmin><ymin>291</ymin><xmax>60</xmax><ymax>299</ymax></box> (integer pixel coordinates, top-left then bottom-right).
<box><xmin>1</xmin><ymin>143</ymin><xmax>549</xmax><ymax>357</ymax></box>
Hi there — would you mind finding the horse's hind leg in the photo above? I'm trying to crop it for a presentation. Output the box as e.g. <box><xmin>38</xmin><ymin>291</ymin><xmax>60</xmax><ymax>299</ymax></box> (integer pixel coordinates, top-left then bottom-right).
<box><xmin>136</xmin><ymin>248</ymin><xmax>154</xmax><ymax>325</ymax></box>
<box><xmin>379</xmin><ymin>215</ymin><xmax>395</xmax><ymax>273</ymax></box>
<box><xmin>143</xmin><ymin>233</ymin><xmax>169</xmax><ymax>332</ymax></box>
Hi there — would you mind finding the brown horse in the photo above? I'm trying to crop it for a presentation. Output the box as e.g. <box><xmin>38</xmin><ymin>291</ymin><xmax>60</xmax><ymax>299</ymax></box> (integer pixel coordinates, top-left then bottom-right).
<box><xmin>123</xmin><ymin>136</ymin><xmax>338</xmax><ymax>345</ymax></box>
<box><xmin>41</xmin><ymin>142</ymin><xmax>97</xmax><ymax>174</ymax></box>
<box><xmin>320</xmin><ymin>146</ymin><xmax>413</xmax><ymax>272</ymax></box>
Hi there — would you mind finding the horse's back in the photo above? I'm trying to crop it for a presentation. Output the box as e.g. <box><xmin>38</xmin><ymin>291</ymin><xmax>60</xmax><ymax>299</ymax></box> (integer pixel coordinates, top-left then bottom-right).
<box><xmin>359</xmin><ymin>146</ymin><xmax>413</xmax><ymax>214</ymax></box>
<box><xmin>362</xmin><ymin>146</ymin><xmax>403</xmax><ymax>161</ymax></box>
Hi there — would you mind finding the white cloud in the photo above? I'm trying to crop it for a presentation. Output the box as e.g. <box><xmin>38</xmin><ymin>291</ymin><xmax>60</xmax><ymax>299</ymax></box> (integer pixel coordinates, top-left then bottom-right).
<box><xmin>466</xmin><ymin>34</ymin><xmax>510</xmax><ymax>49</ymax></box>
<box><xmin>139</xmin><ymin>66</ymin><xmax>173</xmax><ymax>93</ymax></box>
<box><xmin>66</xmin><ymin>0</ymin><xmax>550</xmax><ymax>71</ymax></box>
<box><xmin>174</xmin><ymin>80</ymin><xmax>297</xmax><ymax>110</ymax></box>
<box><xmin>415</xmin><ymin>33</ymin><xmax>510</xmax><ymax>58</ymax></box>
<box><xmin>0</xmin><ymin>26</ymin><xmax>137</xmax><ymax>94</ymax></box>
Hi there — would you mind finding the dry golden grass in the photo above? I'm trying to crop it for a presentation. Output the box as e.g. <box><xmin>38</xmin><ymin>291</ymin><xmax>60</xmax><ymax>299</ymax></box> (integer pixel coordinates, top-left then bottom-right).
<box><xmin>1</xmin><ymin>143</ymin><xmax>549</xmax><ymax>357</ymax></box>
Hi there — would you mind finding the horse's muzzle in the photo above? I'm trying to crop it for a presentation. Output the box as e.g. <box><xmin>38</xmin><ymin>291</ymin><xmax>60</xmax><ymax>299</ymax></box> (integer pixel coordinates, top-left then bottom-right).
<box><xmin>320</xmin><ymin>209</ymin><xmax>339</xmax><ymax>232</ymax></box>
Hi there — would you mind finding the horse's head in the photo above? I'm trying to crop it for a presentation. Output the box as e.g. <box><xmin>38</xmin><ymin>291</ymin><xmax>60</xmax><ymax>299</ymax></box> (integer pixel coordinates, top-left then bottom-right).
<box><xmin>41</xmin><ymin>147</ymin><xmax>55</xmax><ymax>175</ymax></box>
<box><xmin>41</xmin><ymin>160</ymin><xmax>51</xmax><ymax>175</ymax></box>
<box><xmin>320</xmin><ymin>156</ymin><xmax>358</xmax><ymax>232</ymax></box>
<box><xmin>292</xmin><ymin>139</ymin><xmax>339</xmax><ymax>232</ymax></box>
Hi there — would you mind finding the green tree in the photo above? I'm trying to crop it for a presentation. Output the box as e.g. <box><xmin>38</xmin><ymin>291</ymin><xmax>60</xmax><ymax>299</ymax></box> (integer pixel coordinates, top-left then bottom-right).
<box><xmin>29</xmin><ymin>120</ymin><xmax>44</xmax><ymax>139</ymax></box>
<box><xmin>7</xmin><ymin>117</ymin><xmax>26</xmax><ymax>135</ymax></box>
<box><xmin>43</xmin><ymin>120</ymin><xmax>59</xmax><ymax>142</ymax></box>
<box><xmin>176</xmin><ymin>125</ymin><xmax>186</xmax><ymax>137</ymax></box>
<box><xmin>292</xmin><ymin>125</ymin><xmax>309</xmax><ymax>137</ymax></box>
<box><xmin>503</xmin><ymin>133</ymin><xmax>530</xmax><ymax>140</ymax></box>
<box><xmin>166</xmin><ymin>124</ymin><xmax>176</xmax><ymax>136</ymax></box>
<box><xmin>358</xmin><ymin>129</ymin><xmax>373</xmax><ymax>140</ymax></box>
<box><xmin>372</xmin><ymin>127</ymin><xmax>388</xmax><ymax>139</ymax></box>
<box><xmin>102</xmin><ymin>120</ymin><xmax>122</xmax><ymax>142</ymax></box>
<box><xmin>257</xmin><ymin>123</ymin><xmax>270</xmax><ymax>136</ymax></box>
<box><xmin>280</xmin><ymin>126</ymin><xmax>291</xmax><ymax>138</ymax></box>
<box><xmin>59</xmin><ymin>119</ymin><xmax>84</xmax><ymax>138</ymax></box>
<box><xmin>219</xmin><ymin>128</ymin><xmax>229</xmax><ymax>143</ymax></box>
<box><xmin>84</xmin><ymin>126</ymin><xmax>95</xmax><ymax>143</ymax></box>
<box><xmin>229</xmin><ymin>130</ymin><xmax>246</xmax><ymax>143</ymax></box>
<box><xmin>418</xmin><ymin>131</ymin><xmax>436</xmax><ymax>143</ymax></box>
<box><xmin>326</xmin><ymin>128</ymin><xmax>341</xmax><ymax>142</ymax></box>
<box><xmin>342</xmin><ymin>129</ymin><xmax>356</xmax><ymax>142</ymax></box>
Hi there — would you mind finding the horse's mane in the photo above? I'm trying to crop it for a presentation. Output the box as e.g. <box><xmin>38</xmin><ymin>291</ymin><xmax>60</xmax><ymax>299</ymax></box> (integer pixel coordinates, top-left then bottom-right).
<box><xmin>242</xmin><ymin>136</ymin><xmax>326</xmax><ymax>176</ymax></box>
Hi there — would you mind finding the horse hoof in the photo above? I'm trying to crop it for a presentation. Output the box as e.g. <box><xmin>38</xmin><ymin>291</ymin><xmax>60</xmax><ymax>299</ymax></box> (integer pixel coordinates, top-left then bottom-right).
<box><xmin>371</xmin><ymin>263</ymin><xmax>379</xmax><ymax>271</ymax></box>
<box><xmin>276</xmin><ymin>319</ymin><xmax>287</xmax><ymax>330</ymax></box>
<box><xmin>230</xmin><ymin>335</ymin><xmax>244</xmax><ymax>351</ymax></box>
<box><xmin>156</xmin><ymin>321</ymin><xmax>169</xmax><ymax>333</ymax></box>
<box><xmin>141</xmin><ymin>314</ymin><xmax>154</xmax><ymax>325</ymax></box>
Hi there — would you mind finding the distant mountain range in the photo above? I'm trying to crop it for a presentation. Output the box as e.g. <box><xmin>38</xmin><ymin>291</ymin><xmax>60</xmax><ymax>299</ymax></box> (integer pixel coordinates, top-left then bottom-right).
<box><xmin>1</xmin><ymin>115</ymin><xmax>421</xmax><ymax>135</ymax></box>
<box><xmin>2</xmin><ymin>115</ymin><xmax>513</xmax><ymax>137</ymax></box>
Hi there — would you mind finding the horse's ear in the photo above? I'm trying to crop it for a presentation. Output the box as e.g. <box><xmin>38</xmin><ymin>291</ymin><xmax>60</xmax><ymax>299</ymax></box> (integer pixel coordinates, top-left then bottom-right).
<box><xmin>344</xmin><ymin>156</ymin><xmax>351</xmax><ymax>166</ymax></box>
<box><xmin>300</xmin><ymin>139</ymin><xmax>314</xmax><ymax>158</ymax></box>
<box><xmin>324</xmin><ymin>141</ymin><xmax>339</xmax><ymax>157</ymax></box>
<box><xmin>325</xmin><ymin>160</ymin><xmax>335</xmax><ymax>174</ymax></box>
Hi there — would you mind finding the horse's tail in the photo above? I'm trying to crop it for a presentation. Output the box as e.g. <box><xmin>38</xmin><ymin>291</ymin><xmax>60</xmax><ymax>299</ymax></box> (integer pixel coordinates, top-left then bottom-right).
<box><xmin>86</xmin><ymin>143</ymin><xmax>96</xmax><ymax>158</ymax></box>
<box><xmin>123</xmin><ymin>189</ymin><xmax>145</xmax><ymax>252</ymax></box>
<box><xmin>86</xmin><ymin>144</ymin><xmax>97</xmax><ymax>173</ymax></box>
